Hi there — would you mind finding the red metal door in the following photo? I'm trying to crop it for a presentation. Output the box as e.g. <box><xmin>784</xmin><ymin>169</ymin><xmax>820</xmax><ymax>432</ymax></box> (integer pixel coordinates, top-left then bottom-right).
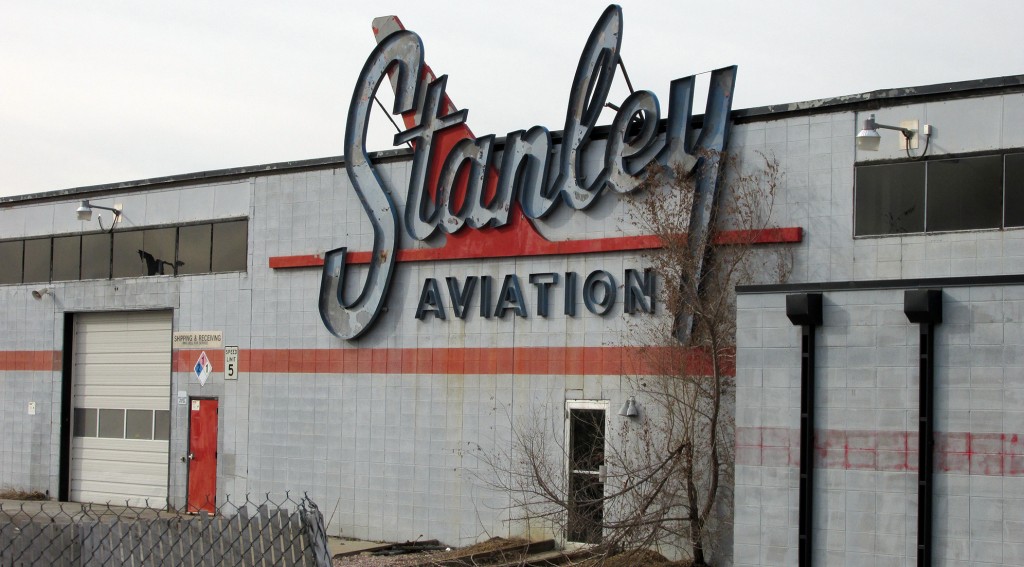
<box><xmin>187</xmin><ymin>398</ymin><xmax>218</xmax><ymax>513</ymax></box>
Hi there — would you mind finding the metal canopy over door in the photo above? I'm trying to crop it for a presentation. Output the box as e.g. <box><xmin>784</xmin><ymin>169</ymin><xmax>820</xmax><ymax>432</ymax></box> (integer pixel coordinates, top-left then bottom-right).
<box><xmin>186</xmin><ymin>397</ymin><xmax>218</xmax><ymax>513</ymax></box>
<box><xmin>70</xmin><ymin>311</ymin><xmax>172</xmax><ymax>507</ymax></box>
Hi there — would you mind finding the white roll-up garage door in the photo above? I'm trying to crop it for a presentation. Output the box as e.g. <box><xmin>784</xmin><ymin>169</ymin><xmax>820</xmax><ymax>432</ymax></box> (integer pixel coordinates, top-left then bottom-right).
<box><xmin>70</xmin><ymin>311</ymin><xmax>172</xmax><ymax>507</ymax></box>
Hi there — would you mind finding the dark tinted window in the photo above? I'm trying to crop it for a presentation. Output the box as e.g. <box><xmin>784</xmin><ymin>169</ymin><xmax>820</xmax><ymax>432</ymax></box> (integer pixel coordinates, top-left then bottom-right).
<box><xmin>855</xmin><ymin>162</ymin><xmax>925</xmax><ymax>236</ymax></box>
<box><xmin>141</xmin><ymin>228</ymin><xmax>178</xmax><ymax>275</ymax></box>
<box><xmin>23</xmin><ymin>238</ymin><xmax>51</xmax><ymax>284</ymax></box>
<box><xmin>125</xmin><ymin>409</ymin><xmax>153</xmax><ymax>440</ymax></box>
<box><xmin>98</xmin><ymin>409</ymin><xmax>125</xmax><ymax>438</ymax></box>
<box><xmin>212</xmin><ymin>221</ymin><xmax>247</xmax><ymax>272</ymax></box>
<box><xmin>0</xmin><ymin>241</ymin><xmax>23</xmax><ymax>284</ymax></box>
<box><xmin>177</xmin><ymin>224</ymin><xmax>212</xmax><ymax>275</ymax></box>
<box><xmin>1005</xmin><ymin>153</ymin><xmax>1024</xmax><ymax>228</ymax></box>
<box><xmin>74</xmin><ymin>408</ymin><xmax>97</xmax><ymax>438</ymax></box>
<box><xmin>153</xmin><ymin>410</ymin><xmax>170</xmax><ymax>441</ymax></box>
<box><xmin>1</xmin><ymin>218</ymin><xmax>247</xmax><ymax>285</ymax></box>
<box><xmin>927</xmin><ymin>156</ymin><xmax>1002</xmax><ymax>232</ymax></box>
<box><xmin>52</xmin><ymin>236</ymin><xmax>81</xmax><ymax>281</ymax></box>
<box><xmin>81</xmin><ymin>233</ymin><xmax>111</xmax><ymax>280</ymax></box>
<box><xmin>112</xmin><ymin>230</ymin><xmax>145</xmax><ymax>278</ymax></box>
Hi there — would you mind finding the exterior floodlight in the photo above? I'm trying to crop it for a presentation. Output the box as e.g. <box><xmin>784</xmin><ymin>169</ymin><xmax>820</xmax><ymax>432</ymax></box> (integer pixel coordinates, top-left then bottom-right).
<box><xmin>75</xmin><ymin>200</ymin><xmax>122</xmax><ymax>232</ymax></box>
<box><xmin>856</xmin><ymin>114</ymin><xmax>915</xmax><ymax>152</ymax></box>
<box><xmin>31</xmin><ymin>288</ymin><xmax>51</xmax><ymax>300</ymax></box>
<box><xmin>76</xmin><ymin>201</ymin><xmax>92</xmax><ymax>221</ymax></box>
<box><xmin>618</xmin><ymin>396</ymin><xmax>639</xmax><ymax>418</ymax></box>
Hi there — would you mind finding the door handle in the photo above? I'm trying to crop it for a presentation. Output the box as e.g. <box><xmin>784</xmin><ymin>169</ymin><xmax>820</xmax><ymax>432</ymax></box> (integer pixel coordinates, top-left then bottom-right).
<box><xmin>181</xmin><ymin>453</ymin><xmax>194</xmax><ymax>463</ymax></box>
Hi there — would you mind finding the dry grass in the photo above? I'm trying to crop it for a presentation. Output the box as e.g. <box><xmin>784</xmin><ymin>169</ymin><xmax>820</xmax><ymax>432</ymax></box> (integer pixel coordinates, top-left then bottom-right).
<box><xmin>0</xmin><ymin>488</ymin><xmax>48</xmax><ymax>501</ymax></box>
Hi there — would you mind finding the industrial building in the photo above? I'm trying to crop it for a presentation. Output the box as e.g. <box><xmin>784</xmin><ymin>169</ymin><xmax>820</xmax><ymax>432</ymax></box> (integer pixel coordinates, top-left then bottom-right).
<box><xmin>1</xmin><ymin>5</ymin><xmax>1022</xmax><ymax>566</ymax></box>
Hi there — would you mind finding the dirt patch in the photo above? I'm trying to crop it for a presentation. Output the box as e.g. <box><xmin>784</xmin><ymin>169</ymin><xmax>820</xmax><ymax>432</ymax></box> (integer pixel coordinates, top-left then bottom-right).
<box><xmin>335</xmin><ymin>537</ymin><xmax>531</xmax><ymax>567</ymax></box>
<box><xmin>0</xmin><ymin>488</ymin><xmax>48</xmax><ymax>501</ymax></box>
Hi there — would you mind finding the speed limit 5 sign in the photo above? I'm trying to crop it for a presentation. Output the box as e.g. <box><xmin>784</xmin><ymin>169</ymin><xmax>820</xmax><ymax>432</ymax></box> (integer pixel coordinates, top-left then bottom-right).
<box><xmin>224</xmin><ymin>346</ymin><xmax>239</xmax><ymax>380</ymax></box>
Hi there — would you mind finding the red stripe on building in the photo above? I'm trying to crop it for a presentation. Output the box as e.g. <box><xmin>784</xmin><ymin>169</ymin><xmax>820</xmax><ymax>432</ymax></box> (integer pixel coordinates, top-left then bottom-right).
<box><xmin>0</xmin><ymin>350</ymin><xmax>61</xmax><ymax>371</ymax></box>
<box><xmin>172</xmin><ymin>346</ymin><xmax>733</xmax><ymax>377</ymax></box>
<box><xmin>268</xmin><ymin>228</ymin><xmax>804</xmax><ymax>269</ymax></box>
<box><xmin>736</xmin><ymin>427</ymin><xmax>1024</xmax><ymax>476</ymax></box>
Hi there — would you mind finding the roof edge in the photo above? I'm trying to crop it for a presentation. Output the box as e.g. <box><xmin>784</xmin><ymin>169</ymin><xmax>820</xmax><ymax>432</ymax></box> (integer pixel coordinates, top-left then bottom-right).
<box><xmin>5</xmin><ymin>73</ymin><xmax>1024</xmax><ymax>205</ymax></box>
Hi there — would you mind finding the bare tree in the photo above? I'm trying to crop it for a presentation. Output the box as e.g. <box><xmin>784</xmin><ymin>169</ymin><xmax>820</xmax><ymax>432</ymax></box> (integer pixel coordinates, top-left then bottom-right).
<box><xmin>478</xmin><ymin>152</ymin><xmax>790</xmax><ymax>566</ymax></box>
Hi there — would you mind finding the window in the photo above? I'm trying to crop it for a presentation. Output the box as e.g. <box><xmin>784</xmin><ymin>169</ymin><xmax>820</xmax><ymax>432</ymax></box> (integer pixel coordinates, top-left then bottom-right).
<box><xmin>1004</xmin><ymin>153</ymin><xmax>1024</xmax><ymax>227</ymax></box>
<box><xmin>126</xmin><ymin>409</ymin><xmax>154</xmax><ymax>440</ymax></box>
<box><xmin>74</xmin><ymin>408</ymin><xmax>98</xmax><ymax>438</ymax></box>
<box><xmin>855</xmin><ymin>162</ymin><xmax>924</xmax><ymax>236</ymax></box>
<box><xmin>52</xmin><ymin>236</ymin><xmax>81</xmax><ymax>281</ymax></box>
<box><xmin>23</xmin><ymin>238</ymin><xmax>51</xmax><ymax>284</ymax></box>
<box><xmin>74</xmin><ymin>408</ymin><xmax>169</xmax><ymax>441</ymax></box>
<box><xmin>153</xmin><ymin>410</ymin><xmax>170</xmax><ymax>441</ymax></box>
<box><xmin>927</xmin><ymin>156</ymin><xmax>1002</xmax><ymax>232</ymax></box>
<box><xmin>177</xmin><ymin>224</ymin><xmax>212</xmax><ymax>275</ymax></box>
<box><xmin>0</xmin><ymin>218</ymin><xmax>248</xmax><ymax>285</ymax></box>
<box><xmin>81</xmin><ymin>233</ymin><xmax>111</xmax><ymax>280</ymax></box>
<box><xmin>855</xmin><ymin>152</ymin><xmax>1024</xmax><ymax>236</ymax></box>
<box><xmin>98</xmin><ymin>409</ymin><xmax>126</xmax><ymax>438</ymax></box>
<box><xmin>212</xmin><ymin>220</ymin><xmax>248</xmax><ymax>272</ymax></box>
<box><xmin>0</xmin><ymin>241</ymin><xmax>23</xmax><ymax>285</ymax></box>
<box><xmin>141</xmin><ymin>228</ymin><xmax>177</xmax><ymax>275</ymax></box>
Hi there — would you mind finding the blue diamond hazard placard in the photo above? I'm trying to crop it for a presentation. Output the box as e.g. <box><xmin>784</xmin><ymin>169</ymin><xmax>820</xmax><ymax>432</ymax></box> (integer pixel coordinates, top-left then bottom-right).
<box><xmin>194</xmin><ymin>351</ymin><xmax>212</xmax><ymax>386</ymax></box>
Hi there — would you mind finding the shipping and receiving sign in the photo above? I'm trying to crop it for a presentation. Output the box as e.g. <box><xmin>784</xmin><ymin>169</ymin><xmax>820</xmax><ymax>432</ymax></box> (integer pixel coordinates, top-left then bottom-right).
<box><xmin>173</xmin><ymin>331</ymin><xmax>224</xmax><ymax>349</ymax></box>
<box><xmin>319</xmin><ymin>5</ymin><xmax>735</xmax><ymax>340</ymax></box>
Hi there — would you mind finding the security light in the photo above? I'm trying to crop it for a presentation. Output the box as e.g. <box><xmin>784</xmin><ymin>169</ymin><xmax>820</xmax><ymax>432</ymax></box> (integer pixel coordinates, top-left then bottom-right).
<box><xmin>75</xmin><ymin>200</ymin><xmax>122</xmax><ymax>232</ymax></box>
<box><xmin>618</xmin><ymin>396</ymin><xmax>639</xmax><ymax>418</ymax></box>
<box><xmin>856</xmin><ymin>114</ymin><xmax>919</xmax><ymax>152</ymax></box>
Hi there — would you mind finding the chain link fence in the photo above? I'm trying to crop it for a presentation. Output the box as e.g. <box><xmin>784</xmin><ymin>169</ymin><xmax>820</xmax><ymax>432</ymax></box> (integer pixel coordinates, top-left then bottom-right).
<box><xmin>0</xmin><ymin>493</ymin><xmax>331</xmax><ymax>567</ymax></box>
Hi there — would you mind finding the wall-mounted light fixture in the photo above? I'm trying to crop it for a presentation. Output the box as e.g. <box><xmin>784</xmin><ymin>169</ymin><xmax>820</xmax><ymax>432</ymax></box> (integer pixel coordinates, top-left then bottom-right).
<box><xmin>31</xmin><ymin>288</ymin><xmax>51</xmax><ymax>300</ymax></box>
<box><xmin>75</xmin><ymin>200</ymin><xmax>122</xmax><ymax>232</ymax></box>
<box><xmin>618</xmin><ymin>396</ymin><xmax>639</xmax><ymax>418</ymax></box>
<box><xmin>856</xmin><ymin>114</ymin><xmax>932</xmax><ymax>158</ymax></box>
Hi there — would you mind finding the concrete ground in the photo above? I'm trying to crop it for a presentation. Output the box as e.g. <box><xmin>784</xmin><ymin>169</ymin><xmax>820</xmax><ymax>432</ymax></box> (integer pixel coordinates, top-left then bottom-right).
<box><xmin>327</xmin><ymin>537</ymin><xmax>392</xmax><ymax>558</ymax></box>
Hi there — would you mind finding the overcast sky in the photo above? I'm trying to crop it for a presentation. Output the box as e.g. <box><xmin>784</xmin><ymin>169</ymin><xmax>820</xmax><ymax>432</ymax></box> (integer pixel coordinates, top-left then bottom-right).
<box><xmin>2</xmin><ymin>0</ymin><xmax>1023</xmax><ymax>198</ymax></box>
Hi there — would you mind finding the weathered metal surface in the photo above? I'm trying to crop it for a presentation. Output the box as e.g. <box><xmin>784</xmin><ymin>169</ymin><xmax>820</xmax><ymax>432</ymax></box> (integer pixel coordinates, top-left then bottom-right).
<box><xmin>319</xmin><ymin>5</ymin><xmax>738</xmax><ymax>340</ymax></box>
<box><xmin>318</xmin><ymin>30</ymin><xmax>423</xmax><ymax>339</ymax></box>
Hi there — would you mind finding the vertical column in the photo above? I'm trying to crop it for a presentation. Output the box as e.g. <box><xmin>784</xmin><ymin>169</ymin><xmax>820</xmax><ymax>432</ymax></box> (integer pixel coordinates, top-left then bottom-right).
<box><xmin>786</xmin><ymin>292</ymin><xmax>823</xmax><ymax>567</ymax></box>
<box><xmin>903</xmin><ymin>289</ymin><xmax>942</xmax><ymax>567</ymax></box>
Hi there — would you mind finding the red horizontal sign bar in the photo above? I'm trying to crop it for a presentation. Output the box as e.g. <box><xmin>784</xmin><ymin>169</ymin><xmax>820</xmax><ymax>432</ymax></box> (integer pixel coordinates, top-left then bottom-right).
<box><xmin>0</xmin><ymin>350</ymin><xmax>61</xmax><ymax>371</ymax></box>
<box><xmin>173</xmin><ymin>346</ymin><xmax>733</xmax><ymax>377</ymax></box>
<box><xmin>0</xmin><ymin>347</ymin><xmax>729</xmax><ymax>376</ymax></box>
<box><xmin>268</xmin><ymin>227</ymin><xmax>802</xmax><ymax>269</ymax></box>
